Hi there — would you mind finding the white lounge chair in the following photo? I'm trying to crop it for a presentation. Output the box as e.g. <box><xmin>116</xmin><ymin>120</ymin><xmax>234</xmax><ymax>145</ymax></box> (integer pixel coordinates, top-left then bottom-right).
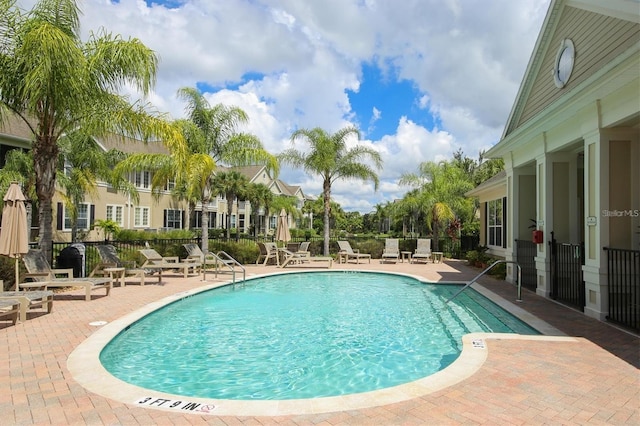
<box><xmin>412</xmin><ymin>239</ymin><xmax>432</xmax><ymax>263</ymax></box>
<box><xmin>91</xmin><ymin>244</ymin><xmax>151</xmax><ymax>286</ymax></box>
<box><xmin>256</xmin><ymin>242</ymin><xmax>279</xmax><ymax>266</ymax></box>
<box><xmin>22</xmin><ymin>249</ymin><xmax>112</xmax><ymax>301</ymax></box>
<box><xmin>139</xmin><ymin>249</ymin><xmax>199</xmax><ymax>280</ymax></box>
<box><xmin>337</xmin><ymin>241</ymin><xmax>371</xmax><ymax>264</ymax></box>
<box><xmin>381</xmin><ymin>238</ymin><xmax>400</xmax><ymax>263</ymax></box>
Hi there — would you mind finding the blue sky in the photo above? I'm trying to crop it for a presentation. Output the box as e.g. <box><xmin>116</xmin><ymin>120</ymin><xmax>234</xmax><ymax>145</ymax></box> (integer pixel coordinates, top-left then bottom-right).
<box><xmin>18</xmin><ymin>0</ymin><xmax>550</xmax><ymax>212</ymax></box>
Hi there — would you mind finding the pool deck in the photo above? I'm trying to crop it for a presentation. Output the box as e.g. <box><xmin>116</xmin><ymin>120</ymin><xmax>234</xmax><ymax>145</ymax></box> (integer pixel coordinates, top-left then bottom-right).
<box><xmin>1</xmin><ymin>258</ymin><xmax>638</xmax><ymax>425</ymax></box>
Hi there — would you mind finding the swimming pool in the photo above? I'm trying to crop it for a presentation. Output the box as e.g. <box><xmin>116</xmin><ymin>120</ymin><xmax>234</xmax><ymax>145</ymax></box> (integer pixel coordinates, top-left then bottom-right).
<box><xmin>99</xmin><ymin>271</ymin><xmax>538</xmax><ymax>401</ymax></box>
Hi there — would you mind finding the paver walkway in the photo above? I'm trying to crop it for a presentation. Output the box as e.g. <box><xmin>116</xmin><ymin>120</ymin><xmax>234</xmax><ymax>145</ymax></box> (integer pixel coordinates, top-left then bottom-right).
<box><xmin>1</xmin><ymin>259</ymin><xmax>638</xmax><ymax>425</ymax></box>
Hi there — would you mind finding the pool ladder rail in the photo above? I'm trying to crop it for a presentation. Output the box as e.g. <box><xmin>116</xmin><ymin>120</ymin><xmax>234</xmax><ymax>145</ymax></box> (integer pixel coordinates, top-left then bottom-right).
<box><xmin>201</xmin><ymin>250</ymin><xmax>246</xmax><ymax>284</ymax></box>
<box><xmin>446</xmin><ymin>260</ymin><xmax>522</xmax><ymax>304</ymax></box>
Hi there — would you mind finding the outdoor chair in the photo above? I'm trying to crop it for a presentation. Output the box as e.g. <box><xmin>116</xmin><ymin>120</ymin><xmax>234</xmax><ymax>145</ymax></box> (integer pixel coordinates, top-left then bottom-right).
<box><xmin>183</xmin><ymin>243</ymin><xmax>219</xmax><ymax>270</ymax></box>
<box><xmin>21</xmin><ymin>249</ymin><xmax>112</xmax><ymax>301</ymax></box>
<box><xmin>0</xmin><ymin>298</ymin><xmax>20</xmax><ymax>325</ymax></box>
<box><xmin>278</xmin><ymin>242</ymin><xmax>330</xmax><ymax>268</ymax></box>
<box><xmin>91</xmin><ymin>245</ymin><xmax>152</xmax><ymax>286</ymax></box>
<box><xmin>337</xmin><ymin>241</ymin><xmax>371</xmax><ymax>264</ymax></box>
<box><xmin>381</xmin><ymin>238</ymin><xmax>400</xmax><ymax>263</ymax></box>
<box><xmin>412</xmin><ymin>238</ymin><xmax>432</xmax><ymax>263</ymax></box>
<box><xmin>256</xmin><ymin>242</ymin><xmax>279</xmax><ymax>266</ymax></box>
<box><xmin>138</xmin><ymin>248</ymin><xmax>199</xmax><ymax>280</ymax></box>
<box><xmin>0</xmin><ymin>287</ymin><xmax>53</xmax><ymax>323</ymax></box>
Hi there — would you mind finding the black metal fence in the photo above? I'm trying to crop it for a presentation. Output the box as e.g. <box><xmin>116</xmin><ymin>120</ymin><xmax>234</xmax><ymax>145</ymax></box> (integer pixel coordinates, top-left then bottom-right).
<box><xmin>604</xmin><ymin>247</ymin><xmax>640</xmax><ymax>332</ymax></box>
<box><xmin>46</xmin><ymin>234</ymin><xmax>478</xmax><ymax>278</ymax></box>
<box><xmin>515</xmin><ymin>239</ymin><xmax>537</xmax><ymax>291</ymax></box>
<box><xmin>549</xmin><ymin>233</ymin><xmax>585</xmax><ymax>311</ymax></box>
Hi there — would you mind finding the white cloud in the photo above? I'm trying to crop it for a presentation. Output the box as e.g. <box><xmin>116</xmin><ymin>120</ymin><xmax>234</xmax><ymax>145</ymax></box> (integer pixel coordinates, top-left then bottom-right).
<box><xmin>15</xmin><ymin>0</ymin><xmax>549</xmax><ymax>212</ymax></box>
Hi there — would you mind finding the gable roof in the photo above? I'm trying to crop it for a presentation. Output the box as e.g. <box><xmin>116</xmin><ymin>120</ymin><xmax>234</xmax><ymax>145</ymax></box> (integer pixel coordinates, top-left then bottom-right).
<box><xmin>465</xmin><ymin>170</ymin><xmax>506</xmax><ymax>197</ymax></box>
<box><xmin>489</xmin><ymin>0</ymin><xmax>640</xmax><ymax>157</ymax></box>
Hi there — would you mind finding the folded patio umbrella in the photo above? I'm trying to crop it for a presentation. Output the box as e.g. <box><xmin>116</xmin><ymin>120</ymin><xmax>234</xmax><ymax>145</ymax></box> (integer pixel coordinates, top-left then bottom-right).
<box><xmin>0</xmin><ymin>182</ymin><xmax>29</xmax><ymax>291</ymax></box>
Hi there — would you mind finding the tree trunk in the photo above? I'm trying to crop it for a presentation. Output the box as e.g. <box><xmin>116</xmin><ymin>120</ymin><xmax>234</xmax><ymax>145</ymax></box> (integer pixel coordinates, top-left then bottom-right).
<box><xmin>201</xmin><ymin>197</ymin><xmax>209</xmax><ymax>253</ymax></box>
<box><xmin>226</xmin><ymin>197</ymin><xmax>233</xmax><ymax>239</ymax></box>
<box><xmin>33</xmin><ymin>134</ymin><xmax>59</xmax><ymax>263</ymax></box>
<box><xmin>323</xmin><ymin>179</ymin><xmax>331</xmax><ymax>256</ymax></box>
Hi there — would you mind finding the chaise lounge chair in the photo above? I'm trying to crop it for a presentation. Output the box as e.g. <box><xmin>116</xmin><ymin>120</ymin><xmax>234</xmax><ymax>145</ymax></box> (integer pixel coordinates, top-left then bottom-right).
<box><xmin>412</xmin><ymin>238</ymin><xmax>432</xmax><ymax>263</ymax></box>
<box><xmin>256</xmin><ymin>242</ymin><xmax>279</xmax><ymax>266</ymax></box>
<box><xmin>91</xmin><ymin>245</ymin><xmax>151</xmax><ymax>286</ymax></box>
<box><xmin>21</xmin><ymin>249</ymin><xmax>112</xmax><ymax>301</ymax></box>
<box><xmin>337</xmin><ymin>241</ymin><xmax>371</xmax><ymax>264</ymax></box>
<box><xmin>279</xmin><ymin>242</ymin><xmax>332</xmax><ymax>268</ymax></box>
<box><xmin>138</xmin><ymin>248</ymin><xmax>199</xmax><ymax>280</ymax></box>
<box><xmin>183</xmin><ymin>243</ymin><xmax>219</xmax><ymax>270</ymax></box>
<box><xmin>0</xmin><ymin>298</ymin><xmax>20</xmax><ymax>325</ymax></box>
<box><xmin>0</xmin><ymin>292</ymin><xmax>54</xmax><ymax>322</ymax></box>
<box><xmin>381</xmin><ymin>238</ymin><xmax>400</xmax><ymax>263</ymax></box>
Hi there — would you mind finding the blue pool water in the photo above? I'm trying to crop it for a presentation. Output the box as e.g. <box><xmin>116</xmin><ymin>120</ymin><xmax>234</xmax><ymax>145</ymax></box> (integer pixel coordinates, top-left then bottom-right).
<box><xmin>100</xmin><ymin>271</ymin><xmax>538</xmax><ymax>400</ymax></box>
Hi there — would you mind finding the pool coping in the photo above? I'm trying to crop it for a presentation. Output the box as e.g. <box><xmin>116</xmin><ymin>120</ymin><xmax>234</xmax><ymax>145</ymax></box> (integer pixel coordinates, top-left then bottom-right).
<box><xmin>67</xmin><ymin>269</ymin><xmax>574</xmax><ymax>416</ymax></box>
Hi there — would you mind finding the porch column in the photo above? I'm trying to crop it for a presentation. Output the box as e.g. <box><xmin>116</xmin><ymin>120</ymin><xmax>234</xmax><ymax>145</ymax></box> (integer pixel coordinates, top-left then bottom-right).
<box><xmin>534</xmin><ymin>154</ymin><xmax>552</xmax><ymax>298</ymax></box>
<box><xmin>583</xmin><ymin>131</ymin><xmax>608</xmax><ymax>320</ymax></box>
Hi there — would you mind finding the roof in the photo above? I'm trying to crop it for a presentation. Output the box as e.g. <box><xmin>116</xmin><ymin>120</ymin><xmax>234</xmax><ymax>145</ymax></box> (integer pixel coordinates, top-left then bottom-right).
<box><xmin>465</xmin><ymin>170</ymin><xmax>506</xmax><ymax>197</ymax></box>
<box><xmin>487</xmin><ymin>0</ymin><xmax>640</xmax><ymax>158</ymax></box>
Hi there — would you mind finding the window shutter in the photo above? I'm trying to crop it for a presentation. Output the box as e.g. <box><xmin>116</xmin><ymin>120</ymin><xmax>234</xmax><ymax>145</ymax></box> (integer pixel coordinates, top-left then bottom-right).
<box><xmin>181</xmin><ymin>210</ymin><xmax>185</xmax><ymax>229</ymax></box>
<box><xmin>57</xmin><ymin>203</ymin><xmax>63</xmax><ymax>230</ymax></box>
<box><xmin>502</xmin><ymin>197</ymin><xmax>507</xmax><ymax>248</ymax></box>
<box><xmin>90</xmin><ymin>204</ymin><xmax>95</xmax><ymax>229</ymax></box>
<box><xmin>483</xmin><ymin>202</ymin><xmax>488</xmax><ymax>246</ymax></box>
<box><xmin>163</xmin><ymin>210</ymin><xmax>167</xmax><ymax>228</ymax></box>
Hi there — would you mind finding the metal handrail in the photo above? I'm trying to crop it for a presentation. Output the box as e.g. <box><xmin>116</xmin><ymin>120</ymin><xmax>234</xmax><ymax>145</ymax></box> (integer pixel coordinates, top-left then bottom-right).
<box><xmin>202</xmin><ymin>251</ymin><xmax>245</xmax><ymax>284</ymax></box>
<box><xmin>446</xmin><ymin>260</ymin><xmax>522</xmax><ymax>303</ymax></box>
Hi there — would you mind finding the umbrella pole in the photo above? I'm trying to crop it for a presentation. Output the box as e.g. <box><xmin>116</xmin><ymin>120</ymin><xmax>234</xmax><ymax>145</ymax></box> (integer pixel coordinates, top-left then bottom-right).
<box><xmin>14</xmin><ymin>257</ymin><xmax>19</xmax><ymax>291</ymax></box>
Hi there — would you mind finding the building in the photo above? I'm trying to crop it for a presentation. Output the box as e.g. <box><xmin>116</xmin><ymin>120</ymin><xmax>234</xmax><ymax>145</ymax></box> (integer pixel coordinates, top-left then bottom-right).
<box><xmin>468</xmin><ymin>0</ymin><xmax>639</xmax><ymax>326</ymax></box>
<box><xmin>0</xmin><ymin>114</ymin><xmax>309</xmax><ymax>242</ymax></box>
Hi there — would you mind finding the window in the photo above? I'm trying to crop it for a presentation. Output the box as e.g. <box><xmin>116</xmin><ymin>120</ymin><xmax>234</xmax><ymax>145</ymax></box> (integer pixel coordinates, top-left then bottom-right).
<box><xmin>133</xmin><ymin>171</ymin><xmax>151</xmax><ymax>189</ymax></box>
<box><xmin>487</xmin><ymin>199</ymin><xmax>503</xmax><ymax>247</ymax></box>
<box><xmin>106</xmin><ymin>205</ymin><xmax>124</xmax><ymax>226</ymax></box>
<box><xmin>134</xmin><ymin>206</ymin><xmax>150</xmax><ymax>227</ymax></box>
<box><xmin>230</xmin><ymin>214</ymin><xmax>237</xmax><ymax>229</ymax></box>
<box><xmin>165</xmin><ymin>179</ymin><xmax>176</xmax><ymax>191</ymax></box>
<box><xmin>239</xmin><ymin>214</ymin><xmax>245</xmax><ymax>230</ymax></box>
<box><xmin>164</xmin><ymin>209</ymin><xmax>182</xmax><ymax>229</ymax></box>
<box><xmin>63</xmin><ymin>203</ymin><xmax>91</xmax><ymax>231</ymax></box>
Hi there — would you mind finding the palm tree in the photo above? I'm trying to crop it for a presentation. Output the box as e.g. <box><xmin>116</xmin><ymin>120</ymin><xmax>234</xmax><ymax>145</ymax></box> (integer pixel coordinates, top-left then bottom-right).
<box><xmin>211</xmin><ymin>171</ymin><xmax>249</xmax><ymax>240</ymax></box>
<box><xmin>175</xmin><ymin>88</ymin><xmax>277</xmax><ymax>250</ymax></box>
<box><xmin>400</xmin><ymin>161</ymin><xmax>474</xmax><ymax>250</ymax></box>
<box><xmin>245</xmin><ymin>183</ymin><xmax>273</xmax><ymax>237</ymax></box>
<box><xmin>0</xmin><ymin>0</ymin><xmax>184</xmax><ymax>261</ymax></box>
<box><xmin>279</xmin><ymin>126</ymin><xmax>382</xmax><ymax>255</ymax></box>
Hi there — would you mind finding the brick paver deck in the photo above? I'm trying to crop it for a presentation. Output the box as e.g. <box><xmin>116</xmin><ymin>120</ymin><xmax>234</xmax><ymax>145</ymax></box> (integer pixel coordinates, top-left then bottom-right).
<box><xmin>1</xmin><ymin>259</ymin><xmax>638</xmax><ymax>425</ymax></box>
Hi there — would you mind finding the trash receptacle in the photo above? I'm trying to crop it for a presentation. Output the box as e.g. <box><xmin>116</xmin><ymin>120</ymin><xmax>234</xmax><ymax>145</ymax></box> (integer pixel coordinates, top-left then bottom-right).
<box><xmin>57</xmin><ymin>245</ymin><xmax>84</xmax><ymax>278</ymax></box>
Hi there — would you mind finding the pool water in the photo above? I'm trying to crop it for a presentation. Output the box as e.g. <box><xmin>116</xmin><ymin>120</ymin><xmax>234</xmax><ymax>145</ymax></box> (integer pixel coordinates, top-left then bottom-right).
<box><xmin>100</xmin><ymin>272</ymin><xmax>538</xmax><ymax>400</ymax></box>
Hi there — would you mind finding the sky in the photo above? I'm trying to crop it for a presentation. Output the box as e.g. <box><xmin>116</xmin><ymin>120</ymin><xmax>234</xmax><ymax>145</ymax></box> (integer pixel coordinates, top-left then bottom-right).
<box><xmin>20</xmin><ymin>0</ymin><xmax>551</xmax><ymax>213</ymax></box>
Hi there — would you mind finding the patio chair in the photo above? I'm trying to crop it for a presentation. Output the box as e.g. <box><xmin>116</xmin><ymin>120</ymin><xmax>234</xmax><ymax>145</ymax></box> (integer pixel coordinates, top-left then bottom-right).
<box><xmin>256</xmin><ymin>242</ymin><xmax>279</xmax><ymax>266</ymax></box>
<box><xmin>0</xmin><ymin>298</ymin><xmax>20</xmax><ymax>325</ymax></box>
<box><xmin>183</xmin><ymin>243</ymin><xmax>218</xmax><ymax>270</ymax></box>
<box><xmin>91</xmin><ymin>245</ymin><xmax>152</xmax><ymax>286</ymax></box>
<box><xmin>279</xmin><ymin>244</ymin><xmax>332</xmax><ymax>269</ymax></box>
<box><xmin>337</xmin><ymin>241</ymin><xmax>371</xmax><ymax>264</ymax></box>
<box><xmin>0</xmin><ymin>284</ymin><xmax>53</xmax><ymax>322</ymax></box>
<box><xmin>412</xmin><ymin>238</ymin><xmax>432</xmax><ymax>263</ymax></box>
<box><xmin>21</xmin><ymin>249</ymin><xmax>112</xmax><ymax>301</ymax></box>
<box><xmin>381</xmin><ymin>238</ymin><xmax>400</xmax><ymax>263</ymax></box>
<box><xmin>138</xmin><ymin>248</ymin><xmax>199</xmax><ymax>279</ymax></box>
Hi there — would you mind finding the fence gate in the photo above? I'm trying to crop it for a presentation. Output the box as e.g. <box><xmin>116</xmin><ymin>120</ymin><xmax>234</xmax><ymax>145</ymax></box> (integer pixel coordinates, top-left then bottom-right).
<box><xmin>515</xmin><ymin>239</ymin><xmax>537</xmax><ymax>291</ymax></box>
<box><xmin>604</xmin><ymin>247</ymin><xmax>640</xmax><ymax>332</ymax></box>
<box><xmin>550</xmin><ymin>232</ymin><xmax>585</xmax><ymax>311</ymax></box>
